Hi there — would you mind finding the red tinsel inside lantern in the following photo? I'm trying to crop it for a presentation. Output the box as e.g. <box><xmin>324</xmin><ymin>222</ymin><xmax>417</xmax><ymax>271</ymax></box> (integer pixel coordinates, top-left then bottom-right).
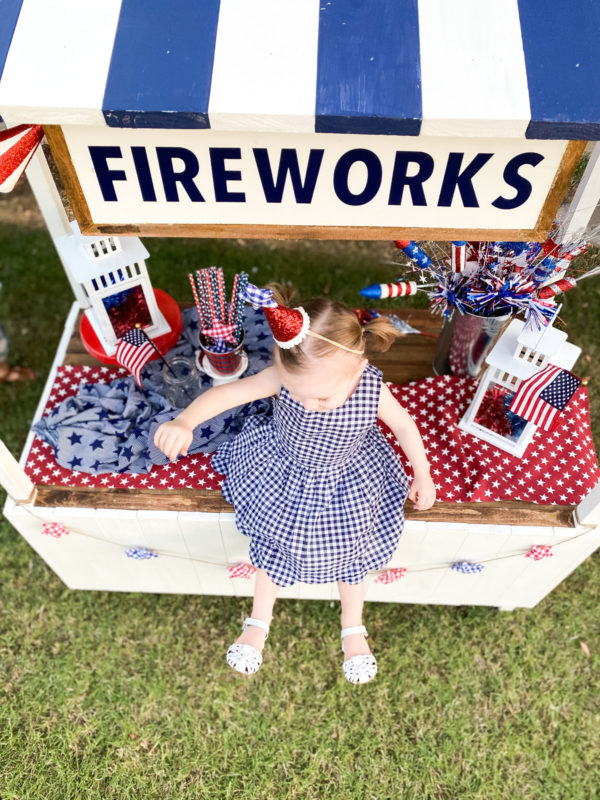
<box><xmin>474</xmin><ymin>384</ymin><xmax>511</xmax><ymax>437</ymax></box>
<box><xmin>103</xmin><ymin>285</ymin><xmax>152</xmax><ymax>339</ymax></box>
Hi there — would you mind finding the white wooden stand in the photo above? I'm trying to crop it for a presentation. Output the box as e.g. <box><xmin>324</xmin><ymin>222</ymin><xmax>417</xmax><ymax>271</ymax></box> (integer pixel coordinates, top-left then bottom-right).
<box><xmin>1</xmin><ymin>127</ymin><xmax>600</xmax><ymax>607</ymax></box>
<box><xmin>3</xmin><ymin>495</ymin><xmax>600</xmax><ymax>607</ymax></box>
<box><xmin>2</xmin><ymin>303</ymin><xmax>600</xmax><ymax>608</ymax></box>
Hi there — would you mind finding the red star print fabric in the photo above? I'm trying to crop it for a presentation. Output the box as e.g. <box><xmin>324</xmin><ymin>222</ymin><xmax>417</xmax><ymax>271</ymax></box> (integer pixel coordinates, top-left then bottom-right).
<box><xmin>382</xmin><ymin>376</ymin><xmax>600</xmax><ymax>504</ymax></box>
<box><xmin>23</xmin><ymin>368</ymin><xmax>600</xmax><ymax>505</ymax></box>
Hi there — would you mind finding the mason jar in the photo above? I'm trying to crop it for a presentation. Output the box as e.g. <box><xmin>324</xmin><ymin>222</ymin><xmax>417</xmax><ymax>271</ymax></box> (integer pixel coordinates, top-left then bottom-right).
<box><xmin>162</xmin><ymin>355</ymin><xmax>201</xmax><ymax>408</ymax></box>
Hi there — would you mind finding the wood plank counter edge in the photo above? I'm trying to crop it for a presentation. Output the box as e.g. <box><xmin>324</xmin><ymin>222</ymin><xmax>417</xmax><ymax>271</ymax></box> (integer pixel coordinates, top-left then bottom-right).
<box><xmin>32</xmin><ymin>485</ymin><xmax>575</xmax><ymax>527</ymax></box>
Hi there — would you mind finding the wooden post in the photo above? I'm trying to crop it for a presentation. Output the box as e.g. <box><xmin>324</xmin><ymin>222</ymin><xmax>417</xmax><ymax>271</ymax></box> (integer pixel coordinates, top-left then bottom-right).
<box><xmin>1</xmin><ymin>117</ymin><xmax>89</xmax><ymax>307</ymax></box>
<box><xmin>559</xmin><ymin>142</ymin><xmax>600</xmax><ymax>243</ymax></box>
<box><xmin>0</xmin><ymin>439</ymin><xmax>34</xmax><ymax>503</ymax></box>
<box><xmin>575</xmin><ymin>480</ymin><xmax>600</xmax><ymax>526</ymax></box>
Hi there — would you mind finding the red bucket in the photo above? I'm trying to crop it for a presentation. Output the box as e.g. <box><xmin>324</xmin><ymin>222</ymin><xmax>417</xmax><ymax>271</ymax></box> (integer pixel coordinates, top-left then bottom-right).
<box><xmin>199</xmin><ymin>333</ymin><xmax>245</xmax><ymax>375</ymax></box>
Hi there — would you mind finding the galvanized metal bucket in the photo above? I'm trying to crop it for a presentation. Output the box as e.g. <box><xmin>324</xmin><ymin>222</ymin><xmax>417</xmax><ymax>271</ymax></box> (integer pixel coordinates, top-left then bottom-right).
<box><xmin>432</xmin><ymin>310</ymin><xmax>511</xmax><ymax>378</ymax></box>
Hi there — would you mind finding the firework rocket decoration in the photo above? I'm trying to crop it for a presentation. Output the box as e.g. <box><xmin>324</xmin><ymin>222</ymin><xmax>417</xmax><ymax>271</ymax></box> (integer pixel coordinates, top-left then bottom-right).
<box><xmin>361</xmin><ymin>230</ymin><xmax>599</xmax><ymax>332</ymax></box>
<box><xmin>360</xmin><ymin>281</ymin><xmax>420</xmax><ymax>299</ymax></box>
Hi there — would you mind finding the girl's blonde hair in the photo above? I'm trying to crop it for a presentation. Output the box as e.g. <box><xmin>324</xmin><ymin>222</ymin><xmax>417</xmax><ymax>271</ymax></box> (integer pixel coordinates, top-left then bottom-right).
<box><xmin>268</xmin><ymin>283</ymin><xmax>400</xmax><ymax>372</ymax></box>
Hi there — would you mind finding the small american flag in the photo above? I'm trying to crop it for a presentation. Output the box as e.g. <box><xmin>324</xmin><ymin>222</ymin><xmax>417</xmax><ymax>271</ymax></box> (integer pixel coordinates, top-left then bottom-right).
<box><xmin>509</xmin><ymin>365</ymin><xmax>581</xmax><ymax>432</ymax></box>
<box><xmin>115</xmin><ymin>328</ymin><xmax>155</xmax><ymax>387</ymax></box>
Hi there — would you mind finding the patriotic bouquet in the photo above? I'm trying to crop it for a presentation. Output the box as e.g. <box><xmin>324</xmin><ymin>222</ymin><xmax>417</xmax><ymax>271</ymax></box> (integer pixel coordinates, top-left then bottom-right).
<box><xmin>362</xmin><ymin>228</ymin><xmax>600</xmax><ymax>332</ymax></box>
<box><xmin>189</xmin><ymin>267</ymin><xmax>248</xmax><ymax>353</ymax></box>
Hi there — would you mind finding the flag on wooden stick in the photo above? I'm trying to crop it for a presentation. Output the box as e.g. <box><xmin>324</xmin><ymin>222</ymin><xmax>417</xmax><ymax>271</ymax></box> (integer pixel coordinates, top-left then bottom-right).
<box><xmin>115</xmin><ymin>328</ymin><xmax>155</xmax><ymax>387</ymax></box>
<box><xmin>509</xmin><ymin>365</ymin><xmax>581</xmax><ymax>432</ymax></box>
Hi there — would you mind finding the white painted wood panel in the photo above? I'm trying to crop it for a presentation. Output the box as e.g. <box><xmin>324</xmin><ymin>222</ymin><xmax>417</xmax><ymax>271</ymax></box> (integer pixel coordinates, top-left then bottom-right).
<box><xmin>396</xmin><ymin>522</ymin><xmax>471</xmax><ymax>604</ymax></box>
<box><xmin>136</xmin><ymin>510</ymin><xmax>201</xmax><ymax>594</ymax></box>
<box><xmin>5</xmin><ymin>499</ymin><xmax>599</xmax><ymax>608</ymax></box>
<box><xmin>365</xmin><ymin>521</ymin><xmax>428</xmax><ymax>603</ymax></box>
<box><xmin>576</xmin><ymin>480</ymin><xmax>600</xmax><ymax>526</ymax></box>
<box><xmin>0</xmin><ymin>0</ymin><xmax>123</xmax><ymax>124</ymax></box>
<box><xmin>418</xmin><ymin>0</ymin><xmax>530</xmax><ymax>137</ymax></box>
<box><xmin>459</xmin><ymin>525</ymin><xmax>532</xmax><ymax>607</ymax></box>
<box><xmin>218</xmin><ymin>512</ymin><xmax>253</xmax><ymax>598</ymax></box>
<box><xmin>511</xmin><ymin>537</ymin><xmax>600</xmax><ymax>609</ymax></box>
<box><xmin>428</xmin><ymin>524</ymin><xmax>521</xmax><ymax>606</ymax></box>
<box><xmin>208</xmin><ymin>0</ymin><xmax>320</xmax><ymax>132</ymax></box>
<box><xmin>287</xmin><ymin>580</ymin><xmax>337</xmax><ymax>601</ymax></box>
<box><xmin>496</xmin><ymin>526</ymin><xmax>600</xmax><ymax>609</ymax></box>
<box><xmin>178</xmin><ymin>511</ymin><xmax>234</xmax><ymax>597</ymax></box>
<box><xmin>559</xmin><ymin>143</ymin><xmax>600</xmax><ymax>243</ymax></box>
<box><xmin>91</xmin><ymin>508</ymin><xmax>169</xmax><ymax>593</ymax></box>
<box><xmin>6</xmin><ymin>503</ymin><xmax>126</xmax><ymax>591</ymax></box>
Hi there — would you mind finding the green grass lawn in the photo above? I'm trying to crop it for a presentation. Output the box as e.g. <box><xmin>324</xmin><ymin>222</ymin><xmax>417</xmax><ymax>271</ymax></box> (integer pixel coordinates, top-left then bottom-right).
<box><xmin>1</xmin><ymin>225</ymin><xmax>600</xmax><ymax>799</ymax></box>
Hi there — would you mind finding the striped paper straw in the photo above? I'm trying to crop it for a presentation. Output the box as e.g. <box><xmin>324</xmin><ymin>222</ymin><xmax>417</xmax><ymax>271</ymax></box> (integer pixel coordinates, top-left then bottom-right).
<box><xmin>208</xmin><ymin>267</ymin><xmax>220</xmax><ymax>322</ymax></box>
<box><xmin>229</xmin><ymin>272</ymin><xmax>239</xmax><ymax>324</ymax></box>
<box><xmin>216</xmin><ymin>267</ymin><xmax>226</xmax><ymax>321</ymax></box>
<box><xmin>234</xmin><ymin>271</ymin><xmax>249</xmax><ymax>341</ymax></box>
<box><xmin>195</xmin><ymin>270</ymin><xmax>211</xmax><ymax>328</ymax></box>
<box><xmin>188</xmin><ymin>273</ymin><xmax>204</xmax><ymax>324</ymax></box>
<box><xmin>451</xmin><ymin>242</ymin><xmax>466</xmax><ymax>273</ymax></box>
<box><xmin>201</xmin><ymin>269</ymin><xmax>217</xmax><ymax>324</ymax></box>
<box><xmin>195</xmin><ymin>272</ymin><xmax>208</xmax><ymax>327</ymax></box>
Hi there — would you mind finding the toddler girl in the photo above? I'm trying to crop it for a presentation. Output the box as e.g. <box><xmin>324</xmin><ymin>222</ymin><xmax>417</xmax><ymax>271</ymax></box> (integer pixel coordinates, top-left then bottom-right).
<box><xmin>154</xmin><ymin>284</ymin><xmax>435</xmax><ymax>684</ymax></box>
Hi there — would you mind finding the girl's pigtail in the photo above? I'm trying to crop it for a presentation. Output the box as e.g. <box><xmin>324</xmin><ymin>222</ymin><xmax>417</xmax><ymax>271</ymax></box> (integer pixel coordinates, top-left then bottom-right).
<box><xmin>362</xmin><ymin>315</ymin><xmax>401</xmax><ymax>353</ymax></box>
<box><xmin>265</xmin><ymin>281</ymin><xmax>298</xmax><ymax>308</ymax></box>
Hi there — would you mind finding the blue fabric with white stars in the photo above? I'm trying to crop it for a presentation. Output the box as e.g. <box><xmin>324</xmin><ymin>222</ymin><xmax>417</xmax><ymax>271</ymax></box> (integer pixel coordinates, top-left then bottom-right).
<box><xmin>32</xmin><ymin>306</ymin><xmax>273</xmax><ymax>475</ymax></box>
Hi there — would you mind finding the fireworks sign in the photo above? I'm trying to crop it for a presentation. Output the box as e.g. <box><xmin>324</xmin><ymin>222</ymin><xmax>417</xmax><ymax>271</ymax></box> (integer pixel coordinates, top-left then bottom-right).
<box><xmin>48</xmin><ymin>126</ymin><xmax>580</xmax><ymax>240</ymax></box>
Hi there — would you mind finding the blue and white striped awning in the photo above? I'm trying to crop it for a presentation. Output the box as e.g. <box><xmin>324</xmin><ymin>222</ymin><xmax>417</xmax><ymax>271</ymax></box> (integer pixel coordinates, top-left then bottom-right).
<box><xmin>1</xmin><ymin>0</ymin><xmax>599</xmax><ymax>140</ymax></box>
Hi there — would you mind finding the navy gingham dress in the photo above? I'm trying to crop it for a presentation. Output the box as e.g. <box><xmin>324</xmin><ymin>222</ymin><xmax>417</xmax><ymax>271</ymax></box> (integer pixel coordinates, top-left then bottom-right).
<box><xmin>211</xmin><ymin>363</ymin><xmax>410</xmax><ymax>587</ymax></box>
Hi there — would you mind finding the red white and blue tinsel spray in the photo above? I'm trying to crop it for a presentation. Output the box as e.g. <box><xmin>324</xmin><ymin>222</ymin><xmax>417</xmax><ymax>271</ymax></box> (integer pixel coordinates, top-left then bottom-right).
<box><xmin>363</xmin><ymin>231</ymin><xmax>598</xmax><ymax>333</ymax></box>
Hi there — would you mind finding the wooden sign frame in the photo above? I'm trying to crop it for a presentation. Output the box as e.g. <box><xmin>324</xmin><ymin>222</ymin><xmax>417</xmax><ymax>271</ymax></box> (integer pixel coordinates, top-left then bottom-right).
<box><xmin>44</xmin><ymin>125</ymin><xmax>586</xmax><ymax>241</ymax></box>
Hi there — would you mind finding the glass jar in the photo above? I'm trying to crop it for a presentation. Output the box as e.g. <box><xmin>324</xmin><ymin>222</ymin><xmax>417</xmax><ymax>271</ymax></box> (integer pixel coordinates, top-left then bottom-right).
<box><xmin>162</xmin><ymin>355</ymin><xmax>201</xmax><ymax>408</ymax></box>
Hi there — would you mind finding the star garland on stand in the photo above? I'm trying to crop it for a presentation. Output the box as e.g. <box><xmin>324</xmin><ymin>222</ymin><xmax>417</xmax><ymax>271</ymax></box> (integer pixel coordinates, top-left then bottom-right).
<box><xmin>20</xmin><ymin>499</ymin><xmax>582</xmax><ymax>581</ymax></box>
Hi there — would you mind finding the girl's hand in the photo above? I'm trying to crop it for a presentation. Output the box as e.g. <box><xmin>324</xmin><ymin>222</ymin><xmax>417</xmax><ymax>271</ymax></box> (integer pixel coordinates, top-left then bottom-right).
<box><xmin>153</xmin><ymin>419</ymin><xmax>194</xmax><ymax>463</ymax></box>
<box><xmin>408</xmin><ymin>473</ymin><xmax>437</xmax><ymax>511</ymax></box>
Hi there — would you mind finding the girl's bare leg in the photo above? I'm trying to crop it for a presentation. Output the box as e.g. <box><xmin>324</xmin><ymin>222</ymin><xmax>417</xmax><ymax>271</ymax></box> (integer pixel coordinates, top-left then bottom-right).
<box><xmin>337</xmin><ymin>579</ymin><xmax>371</xmax><ymax>660</ymax></box>
<box><xmin>234</xmin><ymin>568</ymin><xmax>281</xmax><ymax>651</ymax></box>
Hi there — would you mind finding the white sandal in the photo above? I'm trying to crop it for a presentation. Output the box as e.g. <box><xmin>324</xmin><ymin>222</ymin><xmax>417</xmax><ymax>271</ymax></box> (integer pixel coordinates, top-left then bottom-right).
<box><xmin>226</xmin><ymin>617</ymin><xmax>270</xmax><ymax>675</ymax></box>
<box><xmin>341</xmin><ymin>625</ymin><xmax>378</xmax><ymax>685</ymax></box>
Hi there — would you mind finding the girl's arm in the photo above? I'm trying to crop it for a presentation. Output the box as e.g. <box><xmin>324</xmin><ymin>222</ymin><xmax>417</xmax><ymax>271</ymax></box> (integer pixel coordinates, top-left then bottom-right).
<box><xmin>154</xmin><ymin>366</ymin><xmax>281</xmax><ymax>462</ymax></box>
<box><xmin>377</xmin><ymin>383</ymin><xmax>436</xmax><ymax>511</ymax></box>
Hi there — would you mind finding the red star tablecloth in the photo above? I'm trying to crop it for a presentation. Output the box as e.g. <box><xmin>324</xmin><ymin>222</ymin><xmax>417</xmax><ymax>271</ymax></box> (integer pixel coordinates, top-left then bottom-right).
<box><xmin>24</xmin><ymin>366</ymin><xmax>600</xmax><ymax>505</ymax></box>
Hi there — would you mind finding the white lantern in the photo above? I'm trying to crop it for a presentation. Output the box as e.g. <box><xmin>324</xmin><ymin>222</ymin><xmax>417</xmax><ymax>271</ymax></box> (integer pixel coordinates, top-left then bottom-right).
<box><xmin>55</xmin><ymin>221</ymin><xmax>170</xmax><ymax>354</ymax></box>
<box><xmin>458</xmin><ymin>318</ymin><xmax>581</xmax><ymax>457</ymax></box>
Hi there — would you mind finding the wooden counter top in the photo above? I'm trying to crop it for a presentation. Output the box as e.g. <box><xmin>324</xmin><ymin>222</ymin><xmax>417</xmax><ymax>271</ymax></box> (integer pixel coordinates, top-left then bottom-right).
<box><xmin>32</xmin><ymin>305</ymin><xmax>575</xmax><ymax>527</ymax></box>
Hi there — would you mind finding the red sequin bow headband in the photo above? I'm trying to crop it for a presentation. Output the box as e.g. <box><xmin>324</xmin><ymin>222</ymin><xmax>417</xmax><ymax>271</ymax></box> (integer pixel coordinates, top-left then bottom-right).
<box><xmin>243</xmin><ymin>283</ymin><xmax>364</xmax><ymax>355</ymax></box>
